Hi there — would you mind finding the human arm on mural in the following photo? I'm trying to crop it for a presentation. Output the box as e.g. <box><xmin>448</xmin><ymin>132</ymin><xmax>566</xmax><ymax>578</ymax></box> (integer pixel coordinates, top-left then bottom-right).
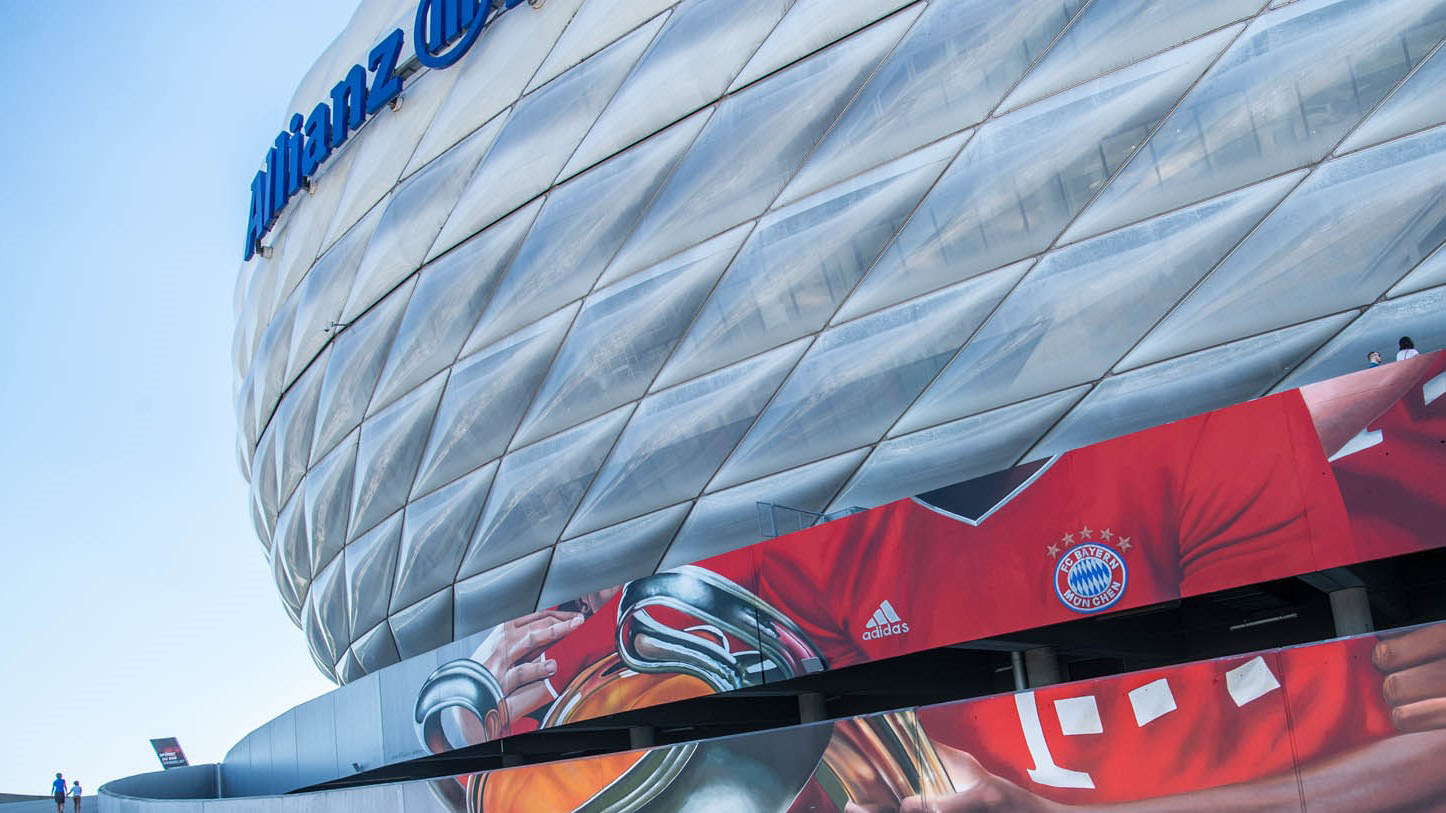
<box><xmin>860</xmin><ymin>624</ymin><xmax>1446</xmax><ymax>813</ymax></box>
<box><xmin>1300</xmin><ymin>351</ymin><xmax>1439</xmax><ymax>460</ymax></box>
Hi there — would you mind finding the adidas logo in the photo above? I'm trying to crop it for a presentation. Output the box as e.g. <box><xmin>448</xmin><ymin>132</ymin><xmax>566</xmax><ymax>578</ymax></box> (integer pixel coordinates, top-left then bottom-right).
<box><xmin>861</xmin><ymin>599</ymin><xmax>910</xmax><ymax>641</ymax></box>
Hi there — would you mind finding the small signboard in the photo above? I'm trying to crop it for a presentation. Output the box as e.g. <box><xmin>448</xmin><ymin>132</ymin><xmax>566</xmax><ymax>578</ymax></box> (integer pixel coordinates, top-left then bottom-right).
<box><xmin>149</xmin><ymin>738</ymin><xmax>189</xmax><ymax>770</ymax></box>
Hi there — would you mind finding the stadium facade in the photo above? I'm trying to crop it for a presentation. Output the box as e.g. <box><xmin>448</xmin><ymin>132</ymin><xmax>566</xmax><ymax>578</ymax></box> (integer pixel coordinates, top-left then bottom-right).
<box><xmin>103</xmin><ymin>0</ymin><xmax>1446</xmax><ymax>809</ymax></box>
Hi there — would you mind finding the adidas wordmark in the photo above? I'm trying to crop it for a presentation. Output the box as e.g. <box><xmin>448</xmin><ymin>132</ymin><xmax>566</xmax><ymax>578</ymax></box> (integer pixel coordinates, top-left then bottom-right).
<box><xmin>861</xmin><ymin>599</ymin><xmax>910</xmax><ymax>641</ymax></box>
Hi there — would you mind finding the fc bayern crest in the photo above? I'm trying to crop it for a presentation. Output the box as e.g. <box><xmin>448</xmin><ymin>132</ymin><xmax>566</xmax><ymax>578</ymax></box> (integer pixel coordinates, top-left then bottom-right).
<box><xmin>1054</xmin><ymin>543</ymin><xmax>1127</xmax><ymax>613</ymax></box>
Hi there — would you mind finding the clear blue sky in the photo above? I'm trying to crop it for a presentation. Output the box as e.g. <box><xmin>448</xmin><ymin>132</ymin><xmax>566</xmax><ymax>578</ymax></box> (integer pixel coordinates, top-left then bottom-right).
<box><xmin>0</xmin><ymin>1</ymin><xmax>362</xmax><ymax>792</ymax></box>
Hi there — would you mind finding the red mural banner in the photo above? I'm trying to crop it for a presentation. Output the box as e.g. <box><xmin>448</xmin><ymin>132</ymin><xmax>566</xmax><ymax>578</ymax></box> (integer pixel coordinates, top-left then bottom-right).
<box><xmin>440</xmin><ymin>621</ymin><xmax>1446</xmax><ymax>811</ymax></box>
<box><xmin>412</xmin><ymin>352</ymin><xmax>1446</xmax><ymax>776</ymax></box>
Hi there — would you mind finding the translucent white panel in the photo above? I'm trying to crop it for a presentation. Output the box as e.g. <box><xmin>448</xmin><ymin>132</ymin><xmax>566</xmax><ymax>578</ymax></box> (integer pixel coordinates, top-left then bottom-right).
<box><xmin>1277</xmin><ymin>286</ymin><xmax>1446</xmax><ymax>390</ymax></box>
<box><xmin>457</xmin><ymin>407</ymin><xmax>631</xmax><ymax>580</ymax></box>
<box><xmin>658</xmin><ymin>136</ymin><xmax>963</xmax><ymax>389</ymax></box>
<box><xmin>318</xmin><ymin>65</ymin><xmax>462</xmax><ymax>253</ymax></box>
<box><xmin>1121</xmin><ymin>126</ymin><xmax>1446</xmax><ymax>370</ymax></box>
<box><xmin>272</xmin><ymin>348</ymin><xmax>327</xmax><ymax>507</ymax></box>
<box><xmin>344</xmin><ymin>511</ymin><xmax>402</xmax><ymax>637</ymax></box>
<box><xmin>895</xmin><ymin>174</ymin><xmax>1299</xmax><ymax>433</ymax></box>
<box><xmin>412</xmin><ymin>305</ymin><xmax>575</xmax><ymax>496</ymax></box>
<box><xmin>781</xmin><ymin>0</ymin><xmax>1082</xmax><ymax>205</ymax></box>
<box><xmin>567</xmin><ymin>339</ymin><xmax>809</xmax><ymax>537</ymax></box>
<box><xmin>369</xmin><ymin>200</ymin><xmax>538</xmax><ymax>415</ymax></box>
<box><xmin>268</xmin><ymin>147</ymin><xmax>359</xmax><ymax>314</ymax></box>
<box><xmin>288</xmin><ymin>203</ymin><xmax>384</xmax><ymax>385</ymax></box>
<box><xmin>1002</xmin><ymin>0</ymin><xmax>1263</xmax><ymax>112</ymax></box>
<box><xmin>389</xmin><ymin>587</ymin><xmax>454</xmax><ymax>660</ymax></box>
<box><xmin>306</xmin><ymin>555</ymin><xmax>350</xmax><ymax>668</ymax></box>
<box><xmin>1030</xmin><ymin>313</ymin><xmax>1355</xmax><ymax>459</ymax></box>
<box><xmin>351</xmin><ymin>622</ymin><xmax>401</xmax><ymax>676</ymax></box>
<box><xmin>331</xmin><ymin>652</ymin><xmax>359</xmax><ymax>684</ymax></box>
<box><xmin>405</xmin><ymin>0</ymin><xmax>585</xmax><ymax>176</ymax></box>
<box><xmin>249</xmin><ymin>298</ymin><xmax>298</xmax><ymax>450</ymax></box>
<box><xmin>305</xmin><ymin>430</ymin><xmax>356</xmax><ymax>574</ymax></box>
<box><xmin>272</xmin><ymin>535</ymin><xmax>303</xmax><ymax>627</ymax></box>
<box><xmin>251</xmin><ymin>421</ymin><xmax>282</xmax><ymax>530</ymax></box>
<box><xmin>465</xmin><ymin>111</ymin><xmax>709</xmax><ymax>353</ymax></box>
<box><xmin>836</xmin><ymin>33</ymin><xmax>1226</xmax><ymax>322</ymax></box>
<box><xmin>251</xmin><ymin>487</ymin><xmax>274</xmax><ymax>556</ymax></box>
<box><xmin>390</xmin><ymin>464</ymin><xmax>495</xmax><ymax>612</ymax></box>
<box><xmin>430</xmin><ymin>20</ymin><xmax>659</xmax><ymax>258</ymax></box>
<box><xmin>1065</xmin><ymin>0</ymin><xmax>1446</xmax><ymax>242</ymax></box>
<box><xmin>310</xmin><ymin>277</ymin><xmax>414</xmax><ymax>465</ymax></box>
<box><xmin>272</xmin><ymin>492</ymin><xmax>310</xmax><ymax>621</ymax></box>
<box><xmin>340</xmin><ymin>121</ymin><xmax>501</xmax><ymax>326</ymax></box>
<box><xmin>348</xmin><ymin>373</ymin><xmax>446</xmax><ymax>541</ymax></box>
<box><xmin>1339</xmin><ymin>41</ymin><xmax>1446</xmax><ymax>154</ymax></box>
<box><xmin>512</xmin><ymin>225</ymin><xmax>739</xmax><ymax>447</ymax></box>
<box><xmin>831</xmin><ymin>387</ymin><xmax>1088</xmax><ymax>513</ymax></box>
<box><xmin>543</xmin><ymin>504</ymin><xmax>690</xmax><ymax>607</ymax></box>
<box><xmin>660</xmin><ymin>450</ymin><xmax>868</xmax><ymax>569</ymax></box>
<box><xmin>239</xmin><ymin>251</ymin><xmax>280</xmax><ymax>369</ymax></box>
<box><xmin>730</xmin><ymin>0</ymin><xmax>919</xmax><ymax>91</ymax></box>
<box><xmin>453</xmin><ymin>549</ymin><xmax>551</xmax><ymax>639</ymax></box>
<box><xmin>606</xmin><ymin>13</ymin><xmax>915</xmax><ymax>281</ymax></box>
<box><xmin>1391</xmin><ymin>242</ymin><xmax>1446</xmax><ymax>297</ymax></box>
<box><xmin>561</xmin><ymin>0</ymin><xmax>788</xmax><ymax>179</ymax></box>
<box><xmin>710</xmin><ymin>264</ymin><xmax>1026</xmax><ymax>490</ymax></box>
<box><xmin>529</xmin><ymin>0</ymin><xmax>675</xmax><ymax>92</ymax></box>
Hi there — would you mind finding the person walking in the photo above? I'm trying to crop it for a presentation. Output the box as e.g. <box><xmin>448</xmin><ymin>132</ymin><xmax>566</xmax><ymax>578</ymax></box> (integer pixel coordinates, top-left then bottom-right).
<box><xmin>69</xmin><ymin>779</ymin><xmax>82</xmax><ymax>812</ymax></box>
<box><xmin>50</xmin><ymin>773</ymin><xmax>66</xmax><ymax>813</ymax></box>
<box><xmin>1398</xmin><ymin>336</ymin><xmax>1420</xmax><ymax>360</ymax></box>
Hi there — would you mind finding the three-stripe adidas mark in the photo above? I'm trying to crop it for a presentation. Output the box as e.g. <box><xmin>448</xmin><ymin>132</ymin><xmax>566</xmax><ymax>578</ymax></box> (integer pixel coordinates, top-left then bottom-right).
<box><xmin>861</xmin><ymin>599</ymin><xmax>910</xmax><ymax>641</ymax></box>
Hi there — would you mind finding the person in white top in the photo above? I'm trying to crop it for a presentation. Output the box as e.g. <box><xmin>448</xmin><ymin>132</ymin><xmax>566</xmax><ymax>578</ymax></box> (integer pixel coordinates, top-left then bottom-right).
<box><xmin>68</xmin><ymin>780</ymin><xmax>81</xmax><ymax>812</ymax></box>
<box><xmin>1398</xmin><ymin>335</ymin><xmax>1420</xmax><ymax>361</ymax></box>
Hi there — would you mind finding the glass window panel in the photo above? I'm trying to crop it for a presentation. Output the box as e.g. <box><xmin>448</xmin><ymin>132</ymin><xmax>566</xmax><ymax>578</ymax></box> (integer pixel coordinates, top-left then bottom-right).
<box><xmin>895</xmin><ymin>173</ymin><xmax>1298</xmax><ymax>433</ymax></box>
<box><xmin>1030</xmin><ymin>313</ymin><xmax>1355</xmax><ymax>459</ymax></box>
<box><xmin>389</xmin><ymin>587</ymin><xmax>455</xmax><ymax>660</ymax></box>
<box><xmin>405</xmin><ymin>0</ymin><xmax>586</xmax><ymax>176</ymax></box>
<box><xmin>529</xmin><ymin>0</ymin><xmax>675</xmax><ymax>92</ymax></box>
<box><xmin>368</xmin><ymin>199</ymin><xmax>538</xmax><ymax>415</ymax></box>
<box><xmin>305</xmin><ymin>428</ymin><xmax>357</xmax><ymax>575</ymax></box>
<box><xmin>412</xmin><ymin>304</ymin><xmax>576</xmax><ymax>497</ymax></box>
<box><xmin>352</xmin><ymin>623</ymin><xmax>401</xmax><ymax>676</ymax></box>
<box><xmin>567</xmin><ymin>338</ymin><xmax>809</xmax><ymax>538</ymax></box>
<box><xmin>348</xmin><ymin>373</ymin><xmax>446</xmax><ymax>542</ymax></box>
<box><xmin>465</xmin><ymin>111</ymin><xmax>709</xmax><ymax>352</ymax></box>
<box><xmin>310</xmin><ymin>278</ymin><xmax>414</xmax><ymax>465</ymax></box>
<box><xmin>712</xmin><ymin>263</ymin><xmax>1027</xmax><ymax>490</ymax></box>
<box><xmin>457</xmin><ymin>407</ymin><xmax>631</xmax><ymax>580</ymax></box>
<box><xmin>340</xmin><ymin>120</ymin><xmax>501</xmax><ymax>326</ymax></box>
<box><xmin>562</xmin><ymin>0</ymin><xmax>789</xmax><ymax>179</ymax></box>
<box><xmin>1338</xmin><ymin>41</ymin><xmax>1446</xmax><ymax>154</ymax></box>
<box><xmin>606</xmin><ymin>12</ymin><xmax>916</xmax><ymax>281</ymax></box>
<box><xmin>540</xmin><ymin>503</ymin><xmax>691</xmax><ymax>608</ymax></box>
<box><xmin>318</xmin><ymin>64</ymin><xmax>463</xmax><ymax>254</ymax></box>
<box><xmin>832</xmin><ymin>387</ymin><xmax>1088</xmax><ymax>512</ymax></box>
<box><xmin>453</xmin><ymin>549</ymin><xmax>552</xmax><ymax>640</ymax></box>
<box><xmin>430</xmin><ymin>19</ymin><xmax>659</xmax><ymax>258</ymax></box>
<box><xmin>660</xmin><ymin>450</ymin><xmax>867</xmax><ymax>569</ymax></box>
<box><xmin>1276</xmin><ymin>286</ymin><xmax>1446</xmax><ymax>390</ymax></box>
<box><xmin>657</xmin><ymin>136</ymin><xmax>963</xmax><ymax>389</ymax></box>
<box><xmin>730</xmin><ymin>0</ymin><xmax>920</xmax><ymax>91</ymax></box>
<box><xmin>782</xmin><ymin>0</ymin><xmax>1084</xmax><ymax>205</ymax></box>
<box><xmin>837</xmin><ymin>32</ymin><xmax>1229</xmax><ymax>322</ymax></box>
<box><xmin>1390</xmin><ymin>241</ymin><xmax>1446</xmax><ymax>298</ymax></box>
<box><xmin>390</xmin><ymin>464</ymin><xmax>495</xmax><ymax>612</ymax></box>
<box><xmin>1121</xmin><ymin>125</ymin><xmax>1446</xmax><ymax>370</ymax></box>
<box><xmin>287</xmin><ymin>202</ymin><xmax>385</xmax><ymax>385</ymax></box>
<box><xmin>345</xmin><ymin>511</ymin><xmax>402</xmax><ymax>638</ymax></box>
<box><xmin>1065</xmin><ymin>0</ymin><xmax>1446</xmax><ymax>242</ymax></box>
<box><xmin>513</xmin><ymin>226</ymin><xmax>739</xmax><ymax>447</ymax></box>
<box><xmin>1002</xmin><ymin>0</ymin><xmax>1262</xmax><ymax>113</ymax></box>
